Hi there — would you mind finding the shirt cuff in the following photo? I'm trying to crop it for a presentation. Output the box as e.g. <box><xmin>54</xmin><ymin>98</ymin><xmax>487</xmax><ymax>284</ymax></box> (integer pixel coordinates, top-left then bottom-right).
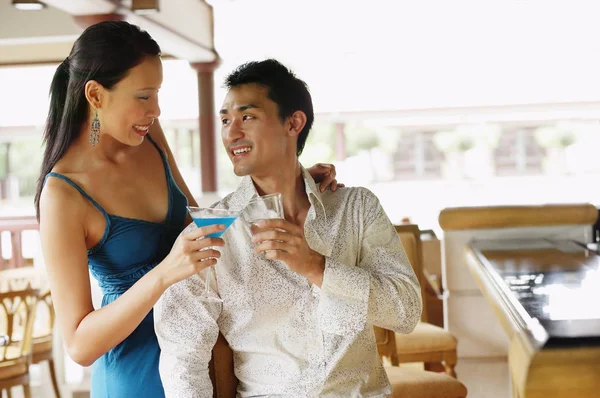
<box><xmin>317</xmin><ymin>257</ymin><xmax>370</xmax><ymax>335</ymax></box>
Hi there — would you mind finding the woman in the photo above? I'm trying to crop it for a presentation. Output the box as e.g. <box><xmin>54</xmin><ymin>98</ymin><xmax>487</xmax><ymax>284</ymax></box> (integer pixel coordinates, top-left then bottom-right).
<box><xmin>35</xmin><ymin>21</ymin><xmax>340</xmax><ymax>397</ymax></box>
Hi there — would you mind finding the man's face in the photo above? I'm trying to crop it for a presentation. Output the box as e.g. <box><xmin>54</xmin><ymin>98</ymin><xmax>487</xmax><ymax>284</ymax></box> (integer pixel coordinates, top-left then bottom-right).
<box><xmin>220</xmin><ymin>83</ymin><xmax>294</xmax><ymax>177</ymax></box>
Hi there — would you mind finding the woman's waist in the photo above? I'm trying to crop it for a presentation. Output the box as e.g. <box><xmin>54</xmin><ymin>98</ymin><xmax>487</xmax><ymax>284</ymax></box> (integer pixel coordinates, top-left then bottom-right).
<box><xmin>90</xmin><ymin>261</ymin><xmax>160</xmax><ymax>295</ymax></box>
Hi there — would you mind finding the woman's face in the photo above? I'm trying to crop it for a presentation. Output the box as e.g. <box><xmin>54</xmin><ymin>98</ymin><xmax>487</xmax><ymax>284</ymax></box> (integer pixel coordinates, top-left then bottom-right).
<box><xmin>95</xmin><ymin>55</ymin><xmax>163</xmax><ymax>146</ymax></box>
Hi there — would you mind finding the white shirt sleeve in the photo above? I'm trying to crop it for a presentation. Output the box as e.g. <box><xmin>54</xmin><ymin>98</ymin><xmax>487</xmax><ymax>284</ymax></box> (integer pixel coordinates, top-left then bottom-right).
<box><xmin>154</xmin><ymin>272</ymin><xmax>221</xmax><ymax>398</ymax></box>
<box><xmin>317</xmin><ymin>189</ymin><xmax>422</xmax><ymax>336</ymax></box>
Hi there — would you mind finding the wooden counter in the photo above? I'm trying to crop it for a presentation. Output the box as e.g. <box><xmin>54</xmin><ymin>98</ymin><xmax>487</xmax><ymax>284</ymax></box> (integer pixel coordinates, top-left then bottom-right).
<box><xmin>467</xmin><ymin>239</ymin><xmax>600</xmax><ymax>398</ymax></box>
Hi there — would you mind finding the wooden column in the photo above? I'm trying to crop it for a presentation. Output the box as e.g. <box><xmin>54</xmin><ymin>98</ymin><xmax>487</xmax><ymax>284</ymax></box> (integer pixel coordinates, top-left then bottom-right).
<box><xmin>190</xmin><ymin>60</ymin><xmax>220</xmax><ymax>193</ymax></box>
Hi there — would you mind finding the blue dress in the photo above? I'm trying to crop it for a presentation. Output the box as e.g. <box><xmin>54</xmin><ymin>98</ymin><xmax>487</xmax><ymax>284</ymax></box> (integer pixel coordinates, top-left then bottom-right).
<box><xmin>45</xmin><ymin>135</ymin><xmax>188</xmax><ymax>398</ymax></box>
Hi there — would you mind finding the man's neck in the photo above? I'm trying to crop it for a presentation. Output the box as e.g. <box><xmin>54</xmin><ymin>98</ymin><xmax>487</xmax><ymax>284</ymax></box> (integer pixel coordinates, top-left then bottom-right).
<box><xmin>251</xmin><ymin>161</ymin><xmax>311</xmax><ymax>224</ymax></box>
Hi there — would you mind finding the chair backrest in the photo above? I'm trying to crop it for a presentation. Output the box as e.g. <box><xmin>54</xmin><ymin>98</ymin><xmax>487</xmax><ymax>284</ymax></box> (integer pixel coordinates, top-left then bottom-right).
<box><xmin>209</xmin><ymin>333</ymin><xmax>238</xmax><ymax>398</ymax></box>
<box><xmin>0</xmin><ymin>268</ymin><xmax>52</xmax><ymax>343</ymax></box>
<box><xmin>0</xmin><ymin>266</ymin><xmax>44</xmax><ymax>293</ymax></box>
<box><xmin>373</xmin><ymin>324</ymin><xmax>398</xmax><ymax>365</ymax></box>
<box><xmin>0</xmin><ymin>287</ymin><xmax>39</xmax><ymax>362</ymax></box>
<box><xmin>394</xmin><ymin>224</ymin><xmax>428</xmax><ymax>321</ymax></box>
<box><xmin>373</xmin><ymin>223</ymin><xmax>426</xmax><ymax>365</ymax></box>
<box><xmin>33</xmin><ymin>289</ymin><xmax>54</xmax><ymax>340</ymax></box>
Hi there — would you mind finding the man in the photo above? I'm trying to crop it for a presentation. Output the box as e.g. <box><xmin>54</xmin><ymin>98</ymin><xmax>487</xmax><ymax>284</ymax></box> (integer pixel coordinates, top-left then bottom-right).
<box><xmin>155</xmin><ymin>59</ymin><xmax>422</xmax><ymax>397</ymax></box>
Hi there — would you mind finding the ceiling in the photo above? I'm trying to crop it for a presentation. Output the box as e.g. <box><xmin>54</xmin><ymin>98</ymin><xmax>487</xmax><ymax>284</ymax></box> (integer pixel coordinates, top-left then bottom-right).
<box><xmin>0</xmin><ymin>0</ymin><xmax>217</xmax><ymax>65</ymax></box>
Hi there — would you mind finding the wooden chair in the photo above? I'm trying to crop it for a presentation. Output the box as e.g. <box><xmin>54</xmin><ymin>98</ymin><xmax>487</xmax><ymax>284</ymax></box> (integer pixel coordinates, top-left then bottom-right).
<box><xmin>374</xmin><ymin>224</ymin><xmax>458</xmax><ymax>377</ymax></box>
<box><xmin>374</xmin><ymin>307</ymin><xmax>466</xmax><ymax>397</ymax></box>
<box><xmin>0</xmin><ymin>287</ymin><xmax>39</xmax><ymax>398</ymax></box>
<box><xmin>375</xmin><ymin>326</ymin><xmax>467</xmax><ymax>397</ymax></box>
<box><xmin>1</xmin><ymin>268</ymin><xmax>60</xmax><ymax>397</ymax></box>
<box><xmin>209</xmin><ymin>333</ymin><xmax>237</xmax><ymax>398</ymax></box>
<box><xmin>0</xmin><ymin>267</ymin><xmax>42</xmax><ymax>293</ymax></box>
<box><xmin>384</xmin><ymin>366</ymin><xmax>468</xmax><ymax>398</ymax></box>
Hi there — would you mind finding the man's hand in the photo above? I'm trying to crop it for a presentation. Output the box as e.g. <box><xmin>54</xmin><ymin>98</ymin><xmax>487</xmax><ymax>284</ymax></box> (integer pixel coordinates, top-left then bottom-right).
<box><xmin>307</xmin><ymin>163</ymin><xmax>345</xmax><ymax>193</ymax></box>
<box><xmin>251</xmin><ymin>218</ymin><xmax>325</xmax><ymax>287</ymax></box>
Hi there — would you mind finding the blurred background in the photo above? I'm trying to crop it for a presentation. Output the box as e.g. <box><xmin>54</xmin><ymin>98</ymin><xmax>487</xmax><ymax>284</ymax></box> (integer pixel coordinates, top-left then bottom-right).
<box><xmin>2</xmin><ymin>0</ymin><xmax>599</xmax><ymax>232</ymax></box>
<box><xmin>1</xmin><ymin>1</ymin><xmax>600</xmax><ymax>397</ymax></box>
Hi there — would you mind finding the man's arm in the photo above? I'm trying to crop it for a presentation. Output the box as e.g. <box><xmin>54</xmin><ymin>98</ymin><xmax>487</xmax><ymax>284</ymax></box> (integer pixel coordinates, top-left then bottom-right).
<box><xmin>154</xmin><ymin>272</ymin><xmax>221</xmax><ymax>398</ymax></box>
<box><xmin>317</xmin><ymin>188</ymin><xmax>422</xmax><ymax>336</ymax></box>
<box><xmin>251</xmin><ymin>188</ymin><xmax>422</xmax><ymax>336</ymax></box>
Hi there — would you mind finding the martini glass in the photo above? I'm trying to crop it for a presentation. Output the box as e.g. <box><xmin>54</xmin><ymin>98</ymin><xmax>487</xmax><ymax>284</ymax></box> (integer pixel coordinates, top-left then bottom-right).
<box><xmin>186</xmin><ymin>206</ymin><xmax>240</xmax><ymax>302</ymax></box>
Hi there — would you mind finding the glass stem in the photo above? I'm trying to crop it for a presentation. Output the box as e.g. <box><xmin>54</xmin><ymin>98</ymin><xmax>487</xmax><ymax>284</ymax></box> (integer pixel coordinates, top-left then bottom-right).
<box><xmin>205</xmin><ymin>265</ymin><xmax>213</xmax><ymax>297</ymax></box>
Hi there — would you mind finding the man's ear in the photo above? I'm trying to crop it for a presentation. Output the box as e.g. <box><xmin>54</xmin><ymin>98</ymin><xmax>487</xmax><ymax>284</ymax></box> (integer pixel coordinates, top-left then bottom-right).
<box><xmin>84</xmin><ymin>80</ymin><xmax>105</xmax><ymax>109</ymax></box>
<box><xmin>287</xmin><ymin>110</ymin><xmax>307</xmax><ymax>138</ymax></box>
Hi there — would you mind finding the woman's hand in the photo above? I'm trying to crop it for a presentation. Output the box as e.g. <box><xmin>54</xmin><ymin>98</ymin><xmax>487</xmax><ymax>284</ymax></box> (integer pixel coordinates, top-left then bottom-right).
<box><xmin>307</xmin><ymin>163</ymin><xmax>345</xmax><ymax>192</ymax></box>
<box><xmin>158</xmin><ymin>224</ymin><xmax>225</xmax><ymax>288</ymax></box>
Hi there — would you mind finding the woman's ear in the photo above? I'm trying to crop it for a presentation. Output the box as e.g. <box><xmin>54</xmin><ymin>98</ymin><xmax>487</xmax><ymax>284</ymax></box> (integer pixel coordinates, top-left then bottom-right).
<box><xmin>84</xmin><ymin>80</ymin><xmax>104</xmax><ymax>109</ymax></box>
<box><xmin>287</xmin><ymin>110</ymin><xmax>307</xmax><ymax>138</ymax></box>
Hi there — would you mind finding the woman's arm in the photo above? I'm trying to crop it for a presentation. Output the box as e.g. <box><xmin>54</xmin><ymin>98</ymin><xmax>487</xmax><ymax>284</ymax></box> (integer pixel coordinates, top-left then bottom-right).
<box><xmin>39</xmin><ymin>179</ymin><xmax>223</xmax><ymax>366</ymax></box>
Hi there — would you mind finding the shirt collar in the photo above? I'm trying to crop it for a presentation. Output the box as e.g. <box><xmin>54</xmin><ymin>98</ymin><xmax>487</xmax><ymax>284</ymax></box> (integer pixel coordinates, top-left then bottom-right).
<box><xmin>226</xmin><ymin>165</ymin><xmax>327</xmax><ymax>221</ymax></box>
<box><xmin>301</xmin><ymin>166</ymin><xmax>328</xmax><ymax>222</ymax></box>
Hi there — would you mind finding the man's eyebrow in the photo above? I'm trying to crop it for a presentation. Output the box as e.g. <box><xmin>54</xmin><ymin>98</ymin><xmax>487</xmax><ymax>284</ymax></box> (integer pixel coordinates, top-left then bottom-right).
<box><xmin>220</xmin><ymin>104</ymin><xmax>259</xmax><ymax>115</ymax></box>
<box><xmin>238</xmin><ymin>104</ymin><xmax>259</xmax><ymax>112</ymax></box>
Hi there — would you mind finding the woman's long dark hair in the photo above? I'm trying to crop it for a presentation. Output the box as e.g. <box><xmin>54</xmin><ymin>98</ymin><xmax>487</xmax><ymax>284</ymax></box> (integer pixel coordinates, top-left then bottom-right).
<box><xmin>34</xmin><ymin>21</ymin><xmax>161</xmax><ymax>219</ymax></box>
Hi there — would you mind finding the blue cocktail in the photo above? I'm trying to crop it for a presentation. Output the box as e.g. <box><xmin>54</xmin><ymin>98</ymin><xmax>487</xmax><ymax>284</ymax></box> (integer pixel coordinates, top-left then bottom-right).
<box><xmin>186</xmin><ymin>207</ymin><xmax>240</xmax><ymax>302</ymax></box>
<box><xmin>192</xmin><ymin>216</ymin><xmax>238</xmax><ymax>238</ymax></box>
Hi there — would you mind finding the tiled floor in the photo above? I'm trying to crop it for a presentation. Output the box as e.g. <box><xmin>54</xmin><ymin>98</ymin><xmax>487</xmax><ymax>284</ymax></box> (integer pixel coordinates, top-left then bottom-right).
<box><xmin>456</xmin><ymin>357</ymin><xmax>510</xmax><ymax>398</ymax></box>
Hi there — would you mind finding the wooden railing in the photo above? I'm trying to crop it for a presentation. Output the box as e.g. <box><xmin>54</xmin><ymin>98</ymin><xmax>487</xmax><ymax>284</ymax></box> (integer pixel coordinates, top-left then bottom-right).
<box><xmin>0</xmin><ymin>216</ymin><xmax>39</xmax><ymax>270</ymax></box>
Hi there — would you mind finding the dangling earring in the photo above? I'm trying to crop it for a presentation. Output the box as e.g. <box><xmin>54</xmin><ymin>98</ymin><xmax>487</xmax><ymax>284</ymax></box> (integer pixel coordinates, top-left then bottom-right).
<box><xmin>90</xmin><ymin>112</ymin><xmax>100</xmax><ymax>146</ymax></box>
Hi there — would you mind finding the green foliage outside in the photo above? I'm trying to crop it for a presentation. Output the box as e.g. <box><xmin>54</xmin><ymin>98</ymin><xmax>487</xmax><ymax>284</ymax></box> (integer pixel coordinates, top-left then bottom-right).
<box><xmin>4</xmin><ymin>139</ymin><xmax>43</xmax><ymax>197</ymax></box>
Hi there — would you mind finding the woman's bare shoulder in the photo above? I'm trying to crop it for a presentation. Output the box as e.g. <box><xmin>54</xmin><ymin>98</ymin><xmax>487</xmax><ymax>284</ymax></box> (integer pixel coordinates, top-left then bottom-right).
<box><xmin>40</xmin><ymin>174</ymin><xmax>88</xmax><ymax>218</ymax></box>
<box><xmin>41</xmin><ymin>152</ymin><xmax>93</xmax><ymax>221</ymax></box>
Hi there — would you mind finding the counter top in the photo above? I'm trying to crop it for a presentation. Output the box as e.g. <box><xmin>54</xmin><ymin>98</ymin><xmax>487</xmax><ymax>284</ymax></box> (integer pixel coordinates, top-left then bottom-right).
<box><xmin>467</xmin><ymin>238</ymin><xmax>600</xmax><ymax>397</ymax></box>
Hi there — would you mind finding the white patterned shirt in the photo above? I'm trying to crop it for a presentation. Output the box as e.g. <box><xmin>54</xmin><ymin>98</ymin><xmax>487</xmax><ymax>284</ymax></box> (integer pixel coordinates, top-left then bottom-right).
<box><xmin>155</xmin><ymin>168</ymin><xmax>422</xmax><ymax>398</ymax></box>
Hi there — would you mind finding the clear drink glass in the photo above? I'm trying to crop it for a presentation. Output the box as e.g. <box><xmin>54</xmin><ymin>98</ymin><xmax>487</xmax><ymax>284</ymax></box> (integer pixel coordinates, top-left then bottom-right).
<box><xmin>243</xmin><ymin>193</ymin><xmax>285</xmax><ymax>234</ymax></box>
